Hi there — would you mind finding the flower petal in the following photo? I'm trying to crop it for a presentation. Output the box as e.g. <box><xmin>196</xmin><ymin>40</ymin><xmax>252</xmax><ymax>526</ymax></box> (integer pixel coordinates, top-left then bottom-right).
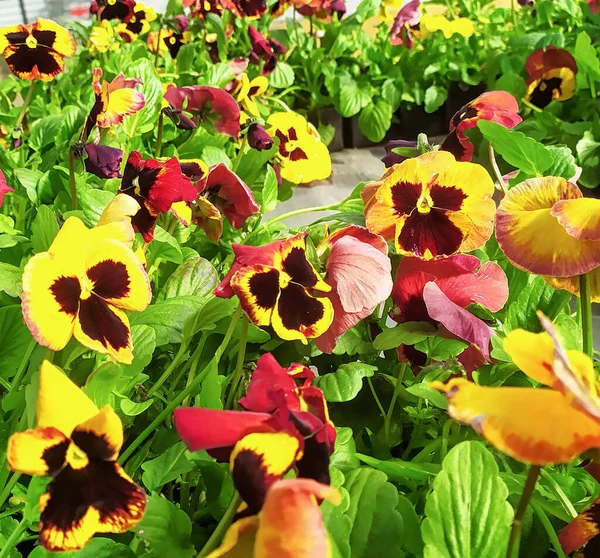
<box><xmin>206</xmin><ymin>516</ymin><xmax>259</xmax><ymax>558</ymax></box>
<box><xmin>551</xmin><ymin>197</ymin><xmax>600</xmax><ymax>240</ymax></box>
<box><xmin>559</xmin><ymin>496</ymin><xmax>600</xmax><ymax>555</ymax></box>
<box><xmin>7</xmin><ymin>427</ymin><xmax>69</xmax><ymax>476</ymax></box>
<box><xmin>71</xmin><ymin>405</ymin><xmax>124</xmax><ymax>461</ymax></box>
<box><xmin>231</xmin><ymin>264</ymin><xmax>280</xmax><ymax>326</ymax></box>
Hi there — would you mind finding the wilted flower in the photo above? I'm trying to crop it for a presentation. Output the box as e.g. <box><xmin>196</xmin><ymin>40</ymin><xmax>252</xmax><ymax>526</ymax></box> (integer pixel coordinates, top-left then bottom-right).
<box><xmin>21</xmin><ymin>216</ymin><xmax>151</xmax><ymax>362</ymax></box>
<box><xmin>247</xmin><ymin>122</ymin><xmax>274</xmax><ymax>150</ymax></box>
<box><xmin>382</xmin><ymin>139</ymin><xmax>418</xmax><ymax>167</ymax></box>
<box><xmin>84</xmin><ymin>144</ymin><xmax>123</xmax><ymax>179</ymax></box>
<box><xmin>441</xmin><ymin>91</ymin><xmax>522</xmax><ymax>161</ymax></box>
<box><xmin>248</xmin><ymin>26</ymin><xmax>286</xmax><ymax>75</ymax></box>
<box><xmin>364</xmin><ymin>151</ymin><xmax>495</xmax><ymax>259</ymax></box>
<box><xmin>525</xmin><ymin>46</ymin><xmax>578</xmax><ymax>108</ymax></box>
<box><xmin>266</xmin><ymin>111</ymin><xmax>332</xmax><ymax>184</ymax></box>
<box><xmin>0</xmin><ymin>18</ymin><xmax>76</xmax><ymax>81</ymax></box>
<box><xmin>0</xmin><ymin>169</ymin><xmax>14</xmax><ymax>207</ymax></box>
<box><xmin>7</xmin><ymin>361</ymin><xmax>146</xmax><ymax>551</ymax></box>
<box><xmin>390</xmin><ymin>0</ymin><xmax>421</xmax><ymax>47</ymax></box>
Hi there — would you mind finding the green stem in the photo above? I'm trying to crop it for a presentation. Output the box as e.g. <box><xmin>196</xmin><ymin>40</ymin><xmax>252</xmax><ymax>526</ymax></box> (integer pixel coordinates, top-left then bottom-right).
<box><xmin>530</xmin><ymin>503</ymin><xmax>568</xmax><ymax>558</ymax></box>
<box><xmin>182</xmin><ymin>337</ymin><xmax>207</xmax><ymax>407</ymax></box>
<box><xmin>196</xmin><ymin>492</ymin><xmax>242</xmax><ymax>558</ymax></box>
<box><xmin>147</xmin><ymin>343</ymin><xmax>187</xmax><ymax>397</ymax></box>
<box><xmin>510</xmin><ymin>0</ymin><xmax>517</xmax><ymax>28</ymax></box>
<box><xmin>0</xmin><ymin>473</ymin><xmax>21</xmax><ymax>510</ymax></box>
<box><xmin>68</xmin><ymin>146</ymin><xmax>78</xmax><ymax>211</ymax></box>
<box><xmin>225</xmin><ymin>315</ymin><xmax>249</xmax><ymax>410</ymax></box>
<box><xmin>580</xmin><ymin>274</ymin><xmax>593</xmax><ymax>358</ymax></box>
<box><xmin>154</xmin><ymin>19</ymin><xmax>163</xmax><ymax>70</ymax></box>
<box><xmin>5</xmin><ymin>339</ymin><xmax>36</xmax><ymax>402</ymax></box>
<box><xmin>155</xmin><ymin>111</ymin><xmax>164</xmax><ymax>158</ymax></box>
<box><xmin>367</xmin><ymin>377</ymin><xmax>387</xmax><ymax>424</ymax></box>
<box><xmin>539</xmin><ymin>469</ymin><xmax>577</xmax><ymax>519</ymax></box>
<box><xmin>0</xmin><ymin>516</ymin><xmax>29</xmax><ymax>558</ymax></box>
<box><xmin>14</xmin><ymin>81</ymin><xmax>36</xmax><ymax>131</ymax></box>
<box><xmin>506</xmin><ymin>465</ymin><xmax>541</xmax><ymax>558</ymax></box>
<box><xmin>232</xmin><ymin>137</ymin><xmax>247</xmax><ymax>173</ymax></box>
<box><xmin>440</xmin><ymin>419</ymin><xmax>452</xmax><ymax>462</ymax></box>
<box><xmin>383</xmin><ymin>365</ymin><xmax>406</xmax><ymax>447</ymax></box>
<box><xmin>589</xmin><ymin>75</ymin><xmax>597</xmax><ymax>99</ymax></box>
<box><xmin>266</xmin><ymin>202</ymin><xmax>339</xmax><ymax>226</ymax></box>
<box><xmin>119</xmin><ymin>306</ymin><xmax>242</xmax><ymax>465</ymax></box>
<box><xmin>488</xmin><ymin>143</ymin><xmax>508</xmax><ymax>195</ymax></box>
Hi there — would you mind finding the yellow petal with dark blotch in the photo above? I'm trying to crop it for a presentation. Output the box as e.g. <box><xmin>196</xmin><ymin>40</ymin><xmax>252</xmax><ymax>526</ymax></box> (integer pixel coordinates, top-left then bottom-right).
<box><xmin>550</xmin><ymin>197</ymin><xmax>600</xmax><ymax>241</ymax></box>
<box><xmin>37</xmin><ymin>361</ymin><xmax>99</xmax><ymax>437</ymax></box>
<box><xmin>206</xmin><ymin>516</ymin><xmax>259</xmax><ymax>558</ymax></box>
<box><xmin>0</xmin><ymin>24</ymin><xmax>22</xmax><ymax>53</ymax></box>
<box><xmin>71</xmin><ymin>406</ymin><xmax>124</xmax><ymax>461</ymax></box>
<box><xmin>39</xmin><ymin>461</ymin><xmax>146</xmax><ymax>552</ymax></box>
<box><xmin>279</xmin><ymin>234</ymin><xmax>331</xmax><ymax>292</ymax></box>
<box><xmin>231</xmin><ymin>264</ymin><xmax>279</xmax><ymax>326</ymax></box>
<box><xmin>35</xmin><ymin>18</ymin><xmax>76</xmax><ymax>57</ymax></box>
<box><xmin>559</xmin><ymin>495</ymin><xmax>600</xmax><ymax>555</ymax></box>
<box><xmin>4</xmin><ymin>45</ymin><xmax>65</xmax><ymax>82</ymax></box>
<box><xmin>255</xmin><ymin>479</ymin><xmax>340</xmax><ymax>558</ymax></box>
<box><xmin>7</xmin><ymin>427</ymin><xmax>68</xmax><ymax>476</ymax></box>
<box><xmin>431</xmin><ymin>378</ymin><xmax>600</xmax><ymax>465</ymax></box>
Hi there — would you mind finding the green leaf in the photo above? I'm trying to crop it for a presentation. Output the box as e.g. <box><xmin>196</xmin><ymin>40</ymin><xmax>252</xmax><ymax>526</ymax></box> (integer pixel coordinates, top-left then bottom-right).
<box><xmin>123</xmin><ymin>59</ymin><xmax>163</xmax><ymax>136</ymax></box>
<box><xmin>0</xmin><ymin>262</ymin><xmax>21</xmax><ymax>298</ymax></box>
<box><xmin>382</xmin><ymin>79</ymin><xmax>401</xmax><ymax>111</ymax></box>
<box><xmin>52</xmin><ymin>538</ymin><xmax>136</xmax><ymax>558</ymax></box>
<box><xmin>358</xmin><ymin>99</ymin><xmax>393</xmax><ymax>143</ymax></box>
<box><xmin>269</xmin><ymin>62</ymin><xmax>295</xmax><ymax>89</ymax></box>
<box><xmin>373</xmin><ymin>322</ymin><xmax>437</xmax><ymax>350</ymax></box>
<box><xmin>576</xmin><ymin>131</ymin><xmax>600</xmax><ymax>189</ymax></box>
<box><xmin>343</xmin><ymin>468</ymin><xmax>404</xmax><ymax>558</ymax></box>
<box><xmin>0</xmin><ymin>306</ymin><xmax>33</xmax><ymax>381</ymax></box>
<box><xmin>338</xmin><ymin>74</ymin><xmax>372</xmax><ymax>118</ymax></box>
<box><xmin>201</xmin><ymin>146</ymin><xmax>231</xmax><ymax>167</ymax></box>
<box><xmin>406</xmin><ymin>384</ymin><xmax>448</xmax><ymax>409</ymax></box>
<box><xmin>205</xmin><ymin>14</ymin><xmax>227</xmax><ymax>63</ymax></box>
<box><xmin>204</xmin><ymin>63</ymin><xmax>235</xmax><ymax>88</ymax></box>
<box><xmin>135</xmin><ymin>494</ymin><xmax>195</xmax><ymax>558</ymax></box>
<box><xmin>414</xmin><ymin>337</ymin><xmax>468</xmax><ymax>361</ymax></box>
<box><xmin>356</xmin><ymin>454</ymin><xmax>439</xmax><ymax>482</ymax></box>
<box><xmin>315</xmin><ymin>362</ymin><xmax>377</xmax><ymax>402</ymax></box>
<box><xmin>150</xmin><ymin>226</ymin><xmax>183</xmax><ymax>264</ymax></box>
<box><xmin>119</xmin><ymin>325</ymin><xmax>157</xmax><ymax>387</ymax></box>
<box><xmin>161</xmin><ymin>256</ymin><xmax>218</xmax><ymax>299</ymax></box>
<box><xmin>422</xmin><ymin>441</ymin><xmax>512</xmax><ymax>558</ymax></box>
<box><xmin>478</xmin><ymin>120</ymin><xmax>554</xmax><ymax>176</ymax></box>
<box><xmin>29</xmin><ymin>114</ymin><xmax>64</xmax><ymax>151</ymax></box>
<box><xmin>119</xmin><ymin>396</ymin><xmax>155</xmax><ymax>416</ymax></box>
<box><xmin>142</xmin><ymin>442</ymin><xmax>194</xmax><ymax>492</ymax></box>
<box><xmin>31</xmin><ymin>205</ymin><xmax>59</xmax><ymax>253</ymax></box>
<box><xmin>85</xmin><ymin>362</ymin><xmax>121</xmax><ymax>408</ymax></box>
<box><xmin>14</xmin><ymin>168</ymin><xmax>43</xmax><ymax>205</ymax></box>
<box><xmin>182</xmin><ymin>296</ymin><xmax>238</xmax><ymax>339</ymax></box>
<box><xmin>574</xmin><ymin>32</ymin><xmax>600</xmax><ymax>82</ymax></box>
<box><xmin>545</xmin><ymin>145</ymin><xmax>577</xmax><ymax>180</ymax></box>
<box><xmin>331</xmin><ymin>427</ymin><xmax>360</xmax><ymax>472</ymax></box>
<box><xmin>261</xmin><ymin>164</ymin><xmax>278</xmax><ymax>213</ymax></box>
<box><xmin>80</xmin><ymin>188</ymin><xmax>115</xmax><ymax>226</ymax></box>
<box><xmin>397</xmin><ymin>495</ymin><xmax>424</xmax><ymax>556</ymax></box>
<box><xmin>424</xmin><ymin>85</ymin><xmax>448</xmax><ymax>114</ymax></box>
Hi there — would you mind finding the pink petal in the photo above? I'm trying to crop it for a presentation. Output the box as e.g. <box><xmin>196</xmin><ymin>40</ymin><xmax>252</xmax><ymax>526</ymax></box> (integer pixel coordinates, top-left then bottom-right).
<box><xmin>326</xmin><ymin>225</ymin><xmax>388</xmax><ymax>255</ymax></box>
<box><xmin>0</xmin><ymin>171</ymin><xmax>14</xmax><ymax>208</ymax></box>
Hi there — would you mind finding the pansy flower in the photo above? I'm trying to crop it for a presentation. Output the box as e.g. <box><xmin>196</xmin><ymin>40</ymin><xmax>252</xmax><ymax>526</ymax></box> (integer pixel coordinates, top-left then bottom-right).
<box><xmin>248</xmin><ymin>26</ymin><xmax>286</xmax><ymax>75</ymax></box>
<box><xmin>116</xmin><ymin>3</ymin><xmax>157</xmax><ymax>42</ymax></box>
<box><xmin>163</xmin><ymin>85</ymin><xmax>241</xmax><ymax>137</ymax></box>
<box><xmin>21</xmin><ymin>217</ymin><xmax>151</xmax><ymax>363</ymax></box>
<box><xmin>182</xmin><ymin>0</ymin><xmax>227</xmax><ymax>18</ymax></box>
<box><xmin>432</xmin><ymin>313</ymin><xmax>600</xmax><ymax>465</ymax></box>
<box><xmin>496</xmin><ymin>176</ymin><xmax>600</xmax><ymax>299</ymax></box>
<box><xmin>525</xmin><ymin>46</ymin><xmax>578</xmax><ymax>109</ymax></box>
<box><xmin>363</xmin><ymin>151</ymin><xmax>495</xmax><ymax>259</ymax></box>
<box><xmin>440</xmin><ymin>91</ymin><xmax>522</xmax><ymax>162</ymax></box>
<box><xmin>119</xmin><ymin>151</ymin><xmax>198</xmax><ymax>242</ymax></box>
<box><xmin>88</xmin><ymin>20</ymin><xmax>117</xmax><ymax>55</ymax></box>
<box><xmin>84</xmin><ymin>68</ymin><xmax>145</xmax><ymax>139</ymax></box>
<box><xmin>297</xmin><ymin>0</ymin><xmax>346</xmax><ymax>20</ymax></box>
<box><xmin>94</xmin><ymin>0</ymin><xmax>136</xmax><ymax>21</ymax></box>
<box><xmin>0</xmin><ymin>169</ymin><xmax>14</xmax><ymax>207</ymax></box>
<box><xmin>247</xmin><ymin>123</ymin><xmax>274</xmax><ymax>151</ymax></box>
<box><xmin>215</xmin><ymin>233</ymin><xmax>334</xmax><ymax>342</ymax></box>
<box><xmin>419</xmin><ymin>14</ymin><xmax>474</xmax><ymax>39</ymax></box>
<box><xmin>266</xmin><ymin>111</ymin><xmax>332</xmax><ymax>184</ymax></box>
<box><xmin>390</xmin><ymin>0</ymin><xmax>421</xmax><ymax>48</ymax></box>
<box><xmin>192</xmin><ymin>163</ymin><xmax>259</xmax><ymax>243</ymax></box>
<box><xmin>315</xmin><ymin>225</ymin><xmax>393</xmax><ymax>353</ymax></box>
<box><xmin>235</xmin><ymin>74</ymin><xmax>268</xmax><ymax>118</ymax></box>
<box><xmin>147</xmin><ymin>15</ymin><xmax>189</xmax><ymax>58</ymax></box>
<box><xmin>227</xmin><ymin>0</ymin><xmax>269</xmax><ymax>18</ymax></box>
<box><xmin>7</xmin><ymin>361</ymin><xmax>146</xmax><ymax>551</ymax></box>
<box><xmin>0</xmin><ymin>18</ymin><xmax>76</xmax><ymax>82</ymax></box>
<box><xmin>84</xmin><ymin>144</ymin><xmax>123</xmax><ymax>179</ymax></box>
<box><xmin>391</xmin><ymin>254</ymin><xmax>508</xmax><ymax>372</ymax></box>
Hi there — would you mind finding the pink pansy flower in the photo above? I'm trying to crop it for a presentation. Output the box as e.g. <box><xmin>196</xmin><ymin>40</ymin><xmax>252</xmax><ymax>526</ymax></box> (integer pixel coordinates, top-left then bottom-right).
<box><xmin>0</xmin><ymin>170</ymin><xmax>14</xmax><ymax>207</ymax></box>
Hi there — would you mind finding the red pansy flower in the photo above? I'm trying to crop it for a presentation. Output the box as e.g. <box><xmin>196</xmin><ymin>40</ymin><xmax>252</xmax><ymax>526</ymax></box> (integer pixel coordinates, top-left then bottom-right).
<box><xmin>525</xmin><ymin>47</ymin><xmax>578</xmax><ymax>108</ymax></box>
<box><xmin>163</xmin><ymin>85</ymin><xmax>240</xmax><ymax>137</ymax></box>
<box><xmin>391</xmin><ymin>254</ymin><xmax>508</xmax><ymax>372</ymax></box>
<box><xmin>119</xmin><ymin>151</ymin><xmax>198</xmax><ymax>242</ymax></box>
<box><xmin>0</xmin><ymin>170</ymin><xmax>14</xmax><ymax>207</ymax></box>
<box><xmin>248</xmin><ymin>26</ymin><xmax>286</xmax><ymax>76</ymax></box>
<box><xmin>390</xmin><ymin>0</ymin><xmax>421</xmax><ymax>47</ymax></box>
<box><xmin>440</xmin><ymin>91</ymin><xmax>522</xmax><ymax>162</ymax></box>
<box><xmin>93</xmin><ymin>0</ymin><xmax>136</xmax><ymax>21</ymax></box>
<box><xmin>315</xmin><ymin>225</ymin><xmax>393</xmax><ymax>353</ymax></box>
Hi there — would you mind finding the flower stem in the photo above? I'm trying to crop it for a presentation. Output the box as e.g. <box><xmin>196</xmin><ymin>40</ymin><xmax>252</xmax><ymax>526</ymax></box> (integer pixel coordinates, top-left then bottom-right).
<box><xmin>225</xmin><ymin>314</ymin><xmax>249</xmax><ymax>410</ymax></box>
<box><xmin>488</xmin><ymin>143</ymin><xmax>508</xmax><ymax>195</ymax></box>
<box><xmin>155</xmin><ymin>111</ymin><xmax>164</xmax><ymax>158</ymax></box>
<box><xmin>531</xmin><ymin>503</ymin><xmax>568</xmax><ymax>558</ymax></box>
<box><xmin>119</xmin><ymin>306</ymin><xmax>242</xmax><ymax>464</ymax></box>
<box><xmin>0</xmin><ymin>516</ymin><xmax>29</xmax><ymax>558</ymax></box>
<box><xmin>384</xmin><ymin>365</ymin><xmax>406</xmax><ymax>447</ymax></box>
<box><xmin>266</xmin><ymin>202</ymin><xmax>339</xmax><ymax>225</ymax></box>
<box><xmin>539</xmin><ymin>469</ymin><xmax>577</xmax><ymax>519</ymax></box>
<box><xmin>580</xmin><ymin>273</ymin><xmax>594</xmax><ymax>358</ymax></box>
<box><xmin>506</xmin><ymin>465</ymin><xmax>541</xmax><ymax>558</ymax></box>
<box><xmin>147</xmin><ymin>343</ymin><xmax>187</xmax><ymax>397</ymax></box>
<box><xmin>68</xmin><ymin>145</ymin><xmax>78</xmax><ymax>210</ymax></box>
<box><xmin>14</xmin><ymin>81</ymin><xmax>36</xmax><ymax>131</ymax></box>
<box><xmin>154</xmin><ymin>19</ymin><xmax>163</xmax><ymax>70</ymax></box>
<box><xmin>510</xmin><ymin>0</ymin><xmax>517</xmax><ymax>28</ymax></box>
<box><xmin>232</xmin><ymin>137</ymin><xmax>247</xmax><ymax>173</ymax></box>
<box><xmin>5</xmin><ymin>338</ymin><xmax>36</xmax><ymax>402</ymax></box>
<box><xmin>196</xmin><ymin>492</ymin><xmax>242</xmax><ymax>558</ymax></box>
<box><xmin>0</xmin><ymin>472</ymin><xmax>21</xmax><ymax>510</ymax></box>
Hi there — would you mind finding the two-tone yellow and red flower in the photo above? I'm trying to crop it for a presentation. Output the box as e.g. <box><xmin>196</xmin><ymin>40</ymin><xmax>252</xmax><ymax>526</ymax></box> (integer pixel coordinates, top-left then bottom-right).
<box><xmin>315</xmin><ymin>225</ymin><xmax>393</xmax><ymax>353</ymax></box>
<box><xmin>214</xmin><ymin>233</ymin><xmax>334</xmax><ymax>342</ymax></box>
<box><xmin>525</xmin><ymin>46</ymin><xmax>578</xmax><ymax>108</ymax></box>
<box><xmin>363</xmin><ymin>151</ymin><xmax>496</xmax><ymax>259</ymax></box>
<box><xmin>0</xmin><ymin>18</ymin><xmax>76</xmax><ymax>81</ymax></box>
<box><xmin>496</xmin><ymin>176</ymin><xmax>600</xmax><ymax>299</ymax></box>
<box><xmin>147</xmin><ymin>15</ymin><xmax>189</xmax><ymax>59</ymax></box>
<box><xmin>21</xmin><ymin>215</ymin><xmax>151</xmax><ymax>363</ymax></box>
<box><xmin>267</xmin><ymin>112</ymin><xmax>332</xmax><ymax>184</ymax></box>
<box><xmin>7</xmin><ymin>361</ymin><xmax>146</xmax><ymax>551</ymax></box>
<box><xmin>116</xmin><ymin>2</ymin><xmax>157</xmax><ymax>42</ymax></box>
<box><xmin>440</xmin><ymin>91</ymin><xmax>522</xmax><ymax>161</ymax></box>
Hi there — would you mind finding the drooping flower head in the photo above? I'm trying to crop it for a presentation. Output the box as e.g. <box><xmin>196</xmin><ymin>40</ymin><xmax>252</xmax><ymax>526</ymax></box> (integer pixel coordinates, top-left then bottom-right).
<box><xmin>247</xmin><ymin>122</ymin><xmax>274</xmax><ymax>151</ymax></box>
<box><xmin>315</xmin><ymin>225</ymin><xmax>393</xmax><ymax>353</ymax></box>
<box><xmin>7</xmin><ymin>361</ymin><xmax>146</xmax><ymax>551</ymax></box>
<box><xmin>22</xmin><ymin>215</ymin><xmax>151</xmax><ymax>363</ymax></box>
<box><xmin>119</xmin><ymin>151</ymin><xmax>198</xmax><ymax>242</ymax></box>
<box><xmin>0</xmin><ymin>169</ymin><xmax>14</xmax><ymax>207</ymax></box>
<box><xmin>116</xmin><ymin>2</ymin><xmax>157</xmax><ymax>42</ymax></box>
<box><xmin>215</xmin><ymin>234</ymin><xmax>334</xmax><ymax>343</ymax></box>
<box><xmin>248</xmin><ymin>26</ymin><xmax>286</xmax><ymax>76</ymax></box>
<box><xmin>163</xmin><ymin>85</ymin><xmax>241</xmax><ymax>136</ymax></box>
<box><xmin>93</xmin><ymin>0</ymin><xmax>136</xmax><ymax>21</ymax></box>
<box><xmin>525</xmin><ymin>47</ymin><xmax>578</xmax><ymax>108</ymax></box>
<box><xmin>440</xmin><ymin>91</ymin><xmax>522</xmax><ymax>162</ymax></box>
<box><xmin>391</xmin><ymin>254</ymin><xmax>508</xmax><ymax>372</ymax></box>
<box><xmin>84</xmin><ymin>144</ymin><xmax>123</xmax><ymax>179</ymax></box>
<box><xmin>390</xmin><ymin>0</ymin><xmax>421</xmax><ymax>48</ymax></box>
<box><xmin>84</xmin><ymin>68</ymin><xmax>145</xmax><ymax>139</ymax></box>
<box><xmin>266</xmin><ymin>112</ymin><xmax>332</xmax><ymax>184</ymax></box>
<box><xmin>363</xmin><ymin>151</ymin><xmax>496</xmax><ymax>259</ymax></box>
<box><xmin>0</xmin><ymin>18</ymin><xmax>76</xmax><ymax>81</ymax></box>
<box><xmin>496</xmin><ymin>176</ymin><xmax>600</xmax><ymax>299</ymax></box>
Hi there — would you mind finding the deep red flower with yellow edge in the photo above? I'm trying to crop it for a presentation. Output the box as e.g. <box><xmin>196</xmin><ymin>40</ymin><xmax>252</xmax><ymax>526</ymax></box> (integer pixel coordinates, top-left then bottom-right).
<box><xmin>496</xmin><ymin>176</ymin><xmax>600</xmax><ymax>299</ymax></box>
<box><xmin>432</xmin><ymin>313</ymin><xmax>600</xmax><ymax>465</ymax></box>
<box><xmin>206</xmin><ymin>478</ymin><xmax>340</xmax><ymax>558</ymax></box>
<box><xmin>214</xmin><ymin>234</ymin><xmax>334</xmax><ymax>342</ymax></box>
<box><xmin>7</xmin><ymin>361</ymin><xmax>146</xmax><ymax>551</ymax></box>
<box><xmin>364</xmin><ymin>151</ymin><xmax>495</xmax><ymax>259</ymax></box>
<box><xmin>525</xmin><ymin>46</ymin><xmax>578</xmax><ymax>109</ymax></box>
<box><xmin>21</xmin><ymin>216</ymin><xmax>151</xmax><ymax>363</ymax></box>
<box><xmin>119</xmin><ymin>151</ymin><xmax>198</xmax><ymax>242</ymax></box>
<box><xmin>93</xmin><ymin>0</ymin><xmax>136</xmax><ymax>21</ymax></box>
<box><xmin>0</xmin><ymin>18</ymin><xmax>76</xmax><ymax>82</ymax></box>
<box><xmin>440</xmin><ymin>91</ymin><xmax>522</xmax><ymax>162</ymax></box>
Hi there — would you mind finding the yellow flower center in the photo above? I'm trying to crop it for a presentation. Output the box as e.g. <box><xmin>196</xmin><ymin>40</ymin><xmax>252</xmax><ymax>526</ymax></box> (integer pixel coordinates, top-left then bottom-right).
<box><xmin>133</xmin><ymin>176</ymin><xmax>141</xmax><ymax>196</ymax></box>
<box><xmin>417</xmin><ymin>191</ymin><xmax>434</xmax><ymax>214</ymax></box>
<box><xmin>79</xmin><ymin>275</ymin><xmax>95</xmax><ymax>300</ymax></box>
<box><xmin>66</xmin><ymin>442</ymin><xmax>90</xmax><ymax>470</ymax></box>
<box><xmin>25</xmin><ymin>35</ymin><xmax>38</xmax><ymax>49</ymax></box>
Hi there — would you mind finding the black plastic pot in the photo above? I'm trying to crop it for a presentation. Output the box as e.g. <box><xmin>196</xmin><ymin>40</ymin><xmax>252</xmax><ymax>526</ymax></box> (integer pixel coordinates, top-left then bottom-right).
<box><xmin>444</xmin><ymin>82</ymin><xmax>486</xmax><ymax>123</ymax></box>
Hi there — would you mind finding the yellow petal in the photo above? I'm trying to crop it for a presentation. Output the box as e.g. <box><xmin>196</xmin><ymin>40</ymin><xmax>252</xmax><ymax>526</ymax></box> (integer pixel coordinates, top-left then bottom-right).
<box><xmin>7</xmin><ymin>427</ymin><xmax>68</xmax><ymax>476</ymax></box>
<box><xmin>72</xmin><ymin>405</ymin><xmax>124</xmax><ymax>461</ymax></box>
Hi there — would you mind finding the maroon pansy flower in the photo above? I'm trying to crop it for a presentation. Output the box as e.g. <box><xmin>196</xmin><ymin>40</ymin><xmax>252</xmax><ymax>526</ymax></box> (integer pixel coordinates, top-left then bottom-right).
<box><xmin>226</xmin><ymin>0</ymin><xmax>269</xmax><ymax>19</ymax></box>
<box><xmin>248</xmin><ymin>26</ymin><xmax>286</xmax><ymax>76</ymax></box>
<box><xmin>84</xmin><ymin>144</ymin><xmax>123</xmax><ymax>179</ymax></box>
<box><xmin>93</xmin><ymin>0</ymin><xmax>136</xmax><ymax>21</ymax></box>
